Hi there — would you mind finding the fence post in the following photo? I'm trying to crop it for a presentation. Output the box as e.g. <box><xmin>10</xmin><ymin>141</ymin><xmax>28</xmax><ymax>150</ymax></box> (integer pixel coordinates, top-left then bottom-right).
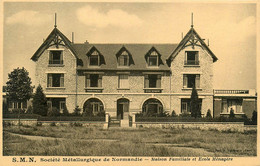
<box><xmin>103</xmin><ymin>113</ymin><xmax>109</xmax><ymax>129</ymax></box>
<box><xmin>132</xmin><ymin>113</ymin><xmax>136</xmax><ymax>128</ymax></box>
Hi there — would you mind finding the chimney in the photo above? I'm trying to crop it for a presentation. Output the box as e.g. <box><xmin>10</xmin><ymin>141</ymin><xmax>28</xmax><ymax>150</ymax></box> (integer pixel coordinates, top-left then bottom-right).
<box><xmin>85</xmin><ymin>40</ymin><xmax>89</xmax><ymax>44</ymax></box>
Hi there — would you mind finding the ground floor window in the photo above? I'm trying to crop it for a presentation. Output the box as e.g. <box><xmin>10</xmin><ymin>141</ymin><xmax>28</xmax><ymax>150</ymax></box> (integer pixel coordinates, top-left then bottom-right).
<box><xmin>221</xmin><ymin>99</ymin><xmax>243</xmax><ymax>114</ymax></box>
<box><xmin>8</xmin><ymin>101</ymin><xmax>27</xmax><ymax>109</ymax></box>
<box><xmin>142</xmin><ymin>98</ymin><xmax>163</xmax><ymax>116</ymax></box>
<box><xmin>181</xmin><ymin>99</ymin><xmax>202</xmax><ymax>113</ymax></box>
<box><xmin>83</xmin><ymin>98</ymin><xmax>104</xmax><ymax>116</ymax></box>
<box><xmin>47</xmin><ymin>98</ymin><xmax>66</xmax><ymax>111</ymax></box>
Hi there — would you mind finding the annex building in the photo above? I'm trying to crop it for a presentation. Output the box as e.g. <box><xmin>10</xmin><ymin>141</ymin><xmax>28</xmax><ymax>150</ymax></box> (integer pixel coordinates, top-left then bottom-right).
<box><xmin>25</xmin><ymin>21</ymin><xmax>256</xmax><ymax>123</ymax></box>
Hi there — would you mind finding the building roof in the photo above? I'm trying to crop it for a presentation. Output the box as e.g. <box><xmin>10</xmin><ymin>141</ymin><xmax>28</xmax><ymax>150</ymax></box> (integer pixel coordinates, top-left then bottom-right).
<box><xmin>73</xmin><ymin>43</ymin><xmax>178</xmax><ymax>71</ymax></box>
<box><xmin>31</xmin><ymin>27</ymin><xmax>79</xmax><ymax>61</ymax></box>
<box><xmin>166</xmin><ymin>27</ymin><xmax>218</xmax><ymax>66</ymax></box>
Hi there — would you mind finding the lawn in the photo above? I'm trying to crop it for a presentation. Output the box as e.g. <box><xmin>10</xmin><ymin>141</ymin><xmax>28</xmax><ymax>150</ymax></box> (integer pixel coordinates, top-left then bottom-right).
<box><xmin>3</xmin><ymin>125</ymin><xmax>256</xmax><ymax>156</ymax></box>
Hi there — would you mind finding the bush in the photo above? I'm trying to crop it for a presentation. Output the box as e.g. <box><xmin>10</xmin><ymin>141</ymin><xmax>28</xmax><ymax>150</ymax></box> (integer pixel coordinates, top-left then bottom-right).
<box><xmin>72</xmin><ymin>106</ymin><xmax>81</xmax><ymax>116</ymax></box>
<box><xmin>47</xmin><ymin>107</ymin><xmax>60</xmax><ymax>117</ymax></box>
<box><xmin>251</xmin><ymin>110</ymin><xmax>257</xmax><ymax>125</ymax></box>
<box><xmin>62</xmin><ymin>105</ymin><xmax>69</xmax><ymax>116</ymax></box>
<box><xmin>171</xmin><ymin>110</ymin><xmax>177</xmax><ymax>117</ymax></box>
<box><xmin>96</xmin><ymin>110</ymin><xmax>105</xmax><ymax>117</ymax></box>
<box><xmin>229</xmin><ymin>108</ymin><xmax>235</xmax><ymax>119</ymax></box>
<box><xmin>179</xmin><ymin>112</ymin><xmax>191</xmax><ymax>117</ymax></box>
<box><xmin>157</xmin><ymin>111</ymin><xmax>170</xmax><ymax>117</ymax></box>
<box><xmin>26</xmin><ymin>105</ymin><xmax>33</xmax><ymax>114</ymax></box>
<box><xmin>206</xmin><ymin>109</ymin><xmax>212</xmax><ymax>118</ymax></box>
<box><xmin>12</xmin><ymin>108</ymin><xmax>25</xmax><ymax>114</ymax></box>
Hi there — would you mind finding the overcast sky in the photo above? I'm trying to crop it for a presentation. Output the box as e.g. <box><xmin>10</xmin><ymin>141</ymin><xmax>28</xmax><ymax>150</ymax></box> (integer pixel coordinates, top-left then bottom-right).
<box><xmin>2</xmin><ymin>2</ymin><xmax>256</xmax><ymax>90</ymax></box>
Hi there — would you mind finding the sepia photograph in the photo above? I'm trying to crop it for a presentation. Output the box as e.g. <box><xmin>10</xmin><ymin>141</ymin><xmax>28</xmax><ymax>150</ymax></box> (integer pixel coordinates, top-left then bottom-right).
<box><xmin>1</xmin><ymin>1</ymin><xmax>258</xmax><ymax>165</ymax></box>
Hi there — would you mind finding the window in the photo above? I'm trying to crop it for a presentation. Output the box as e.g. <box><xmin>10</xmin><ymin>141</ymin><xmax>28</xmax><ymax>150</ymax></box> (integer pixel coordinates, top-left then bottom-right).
<box><xmin>83</xmin><ymin>98</ymin><xmax>104</xmax><ymax>116</ymax></box>
<box><xmin>89</xmin><ymin>50</ymin><xmax>99</xmax><ymax>66</ymax></box>
<box><xmin>148</xmin><ymin>51</ymin><xmax>158</xmax><ymax>66</ymax></box>
<box><xmin>181</xmin><ymin>99</ymin><xmax>202</xmax><ymax>113</ymax></box>
<box><xmin>60</xmin><ymin>101</ymin><xmax>66</xmax><ymax>111</ymax></box>
<box><xmin>118</xmin><ymin>75</ymin><xmax>129</xmax><ymax>89</ymax></box>
<box><xmin>8</xmin><ymin>101</ymin><xmax>27</xmax><ymax>109</ymax></box>
<box><xmin>85</xmin><ymin>74</ymin><xmax>102</xmax><ymax>88</ymax></box>
<box><xmin>49</xmin><ymin>50</ymin><xmax>63</xmax><ymax>64</ymax></box>
<box><xmin>221</xmin><ymin>99</ymin><xmax>243</xmax><ymax>114</ymax></box>
<box><xmin>183</xmin><ymin>74</ymin><xmax>200</xmax><ymax>89</ymax></box>
<box><xmin>47</xmin><ymin>74</ymin><xmax>64</xmax><ymax>87</ymax></box>
<box><xmin>142</xmin><ymin>98</ymin><xmax>163</xmax><ymax>116</ymax></box>
<box><xmin>144</xmin><ymin>74</ymin><xmax>161</xmax><ymax>88</ymax></box>
<box><xmin>185</xmin><ymin>51</ymin><xmax>199</xmax><ymax>65</ymax></box>
<box><xmin>118</xmin><ymin>51</ymin><xmax>129</xmax><ymax>66</ymax></box>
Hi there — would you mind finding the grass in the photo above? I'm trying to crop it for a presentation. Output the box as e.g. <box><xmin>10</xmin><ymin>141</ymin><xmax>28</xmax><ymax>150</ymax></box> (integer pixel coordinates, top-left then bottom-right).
<box><xmin>3</xmin><ymin>125</ymin><xmax>257</xmax><ymax>156</ymax></box>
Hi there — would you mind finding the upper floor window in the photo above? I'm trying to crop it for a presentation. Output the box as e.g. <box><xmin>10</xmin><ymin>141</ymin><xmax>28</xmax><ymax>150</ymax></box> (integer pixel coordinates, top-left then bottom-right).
<box><xmin>148</xmin><ymin>51</ymin><xmax>158</xmax><ymax>66</ymax></box>
<box><xmin>144</xmin><ymin>74</ymin><xmax>161</xmax><ymax>88</ymax></box>
<box><xmin>49</xmin><ymin>50</ymin><xmax>63</xmax><ymax>65</ymax></box>
<box><xmin>118</xmin><ymin>51</ymin><xmax>129</xmax><ymax>66</ymax></box>
<box><xmin>85</xmin><ymin>74</ymin><xmax>102</xmax><ymax>88</ymax></box>
<box><xmin>89</xmin><ymin>50</ymin><xmax>99</xmax><ymax>66</ymax></box>
<box><xmin>47</xmin><ymin>73</ymin><xmax>64</xmax><ymax>87</ymax></box>
<box><xmin>185</xmin><ymin>51</ymin><xmax>199</xmax><ymax>65</ymax></box>
<box><xmin>118</xmin><ymin>74</ymin><xmax>129</xmax><ymax>89</ymax></box>
<box><xmin>183</xmin><ymin>74</ymin><xmax>200</xmax><ymax>89</ymax></box>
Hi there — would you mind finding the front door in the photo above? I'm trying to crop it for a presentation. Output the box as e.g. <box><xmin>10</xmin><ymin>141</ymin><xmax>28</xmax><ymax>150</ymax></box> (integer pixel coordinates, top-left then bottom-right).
<box><xmin>117</xmin><ymin>98</ymin><xmax>129</xmax><ymax>119</ymax></box>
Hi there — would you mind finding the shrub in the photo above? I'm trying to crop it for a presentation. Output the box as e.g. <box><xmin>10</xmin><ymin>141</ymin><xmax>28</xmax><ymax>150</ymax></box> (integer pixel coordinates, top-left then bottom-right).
<box><xmin>135</xmin><ymin>112</ymin><xmax>143</xmax><ymax>117</ymax></box>
<box><xmin>157</xmin><ymin>111</ymin><xmax>170</xmax><ymax>117</ymax></box>
<box><xmin>229</xmin><ymin>108</ymin><xmax>235</xmax><ymax>119</ymax></box>
<box><xmin>26</xmin><ymin>105</ymin><xmax>33</xmax><ymax>114</ymax></box>
<box><xmin>73</xmin><ymin>106</ymin><xmax>81</xmax><ymax>116</ymax></box>
<box><xmin>251</xmin><ymin>110</ymin><xmax>257</xmax><ymax>125</ymax></box>
<box><xmin>171</xmin><ymin>110</ymin><xmax>177</xmax><ymax>117</ymax></box>
<box><xmin>32</xmin><ymin>85</ymin><xmax>48</xmax><ymax>116</ymax></box>
<box><xmin>206</xmin><ymin>109</ymin><xmax>212</xmax><ymax>118</ymax></box>
<box><xmin>96</xmin><ymin>110</ymin><xmax>105</xmax><ymax>117</ymax></box>
<box><xmin>12</xmin><ymin>108</ymin><xmax>25</xmax><ymax>114</ymax></box>
<box><xmin>180</xmin><ymin>112</ymin><xmax>191</xmax><ymax>117</ymax></box>
<box><xmin>62</xmin><ymin>105</ymin><xmax>69</xmax><ymax>116</ymax></box>
<box><xmin>47</xmin><ymin>107</ymin><xmax>60</xmax><ymax>117</ymax></box>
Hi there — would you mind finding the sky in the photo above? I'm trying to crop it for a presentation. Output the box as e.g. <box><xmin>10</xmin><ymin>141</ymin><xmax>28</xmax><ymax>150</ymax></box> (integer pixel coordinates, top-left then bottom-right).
<box><xmin>2</xmin><ymin>2</ymin><xmax>257</xmax><ymax>90</ymax></box>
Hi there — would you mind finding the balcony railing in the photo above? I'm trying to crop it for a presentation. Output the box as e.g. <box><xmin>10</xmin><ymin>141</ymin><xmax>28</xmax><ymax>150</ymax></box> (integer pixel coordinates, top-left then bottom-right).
<box><xmin>184</xmin><ymin>60</ymin><xmax>199</xmax><ymax>65</ymax></box>
<box><xmin>49</xmin><ymin>60</ymin><xmax>63</xmax><ymax>65</ymax></box>
<box><xmin>214</xmin><ymin>90</ymin><xmax>249</xmax><ymax>94</ymax></box>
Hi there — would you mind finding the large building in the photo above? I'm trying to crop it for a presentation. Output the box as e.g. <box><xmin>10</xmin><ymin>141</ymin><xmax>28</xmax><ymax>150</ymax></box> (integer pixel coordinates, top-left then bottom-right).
<box><xmin>29</xmin><ymin>21</ymin><xmax>256</xmax><ymax>122</ymax></box>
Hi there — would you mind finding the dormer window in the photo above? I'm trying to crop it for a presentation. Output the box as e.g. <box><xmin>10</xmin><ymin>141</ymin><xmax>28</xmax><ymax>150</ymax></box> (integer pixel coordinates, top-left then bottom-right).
<box><xmin>89</xmin><ymin>50</ymin><xmax>99</xmax><ymax>66</ymax></box>
<box><xmin>148</xmin><ymin>51</ymin><xmax>158</xmax><ymax>66</ymax></box>
<box><xmin>118</xmin><ymin>51</ymin><xmax>129</xmax><ymax>66</ymax></box>
<box><xmin>49</xmin><ymin>50</ymin><xmax>63</xmax><ymax>65</ymax></box>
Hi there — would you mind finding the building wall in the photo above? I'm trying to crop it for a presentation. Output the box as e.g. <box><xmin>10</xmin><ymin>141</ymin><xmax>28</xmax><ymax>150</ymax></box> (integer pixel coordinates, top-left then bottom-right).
<box><xmin>213</xmin><ymin>98</ymin><xmax>222</xmax><ymax>118</ymax></box>
<box><xmin>170</xmin><ymin>45</ymin><xmax>214</xmax><ymax>94</ymax></box>
<box><xmin>35</xmin><ymin>45</ymin><xmax>77</xmax><ymax>111</ymax></box>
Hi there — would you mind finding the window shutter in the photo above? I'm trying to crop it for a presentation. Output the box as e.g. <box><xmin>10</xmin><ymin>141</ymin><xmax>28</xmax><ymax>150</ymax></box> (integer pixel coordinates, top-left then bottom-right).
<box><xmin>156</xmin><ymin>75</ymin><xmax>161</xmax><ymax>88</ymax></box>
<box><xmin>183</xmin><ymin>75</ymin><xmax>187</xmax><ymax>88</ymax></box>
<box><xmin>86</xmin><ymin>75</ymin><xmax>90</xmax><ymax>87</ymax></box>
<box><xmin>61</xmin><ymin>52</ymin><xmax>63</xmax><ymax>64</ymax></box>
<box><xmin>49</xmin><ymin>51</ymin><xmax>53</xmax><ymax>63</ymax></box>
<box><xmin>48</xmin><ymin>74</ymin><xmax>52</xmax><ymax>87</ymax></box>
<box><xmin>98</xmin><ymin>75</ymin><xmax>102</xmax><ymax>87</ymax></box>
<box><xmin>60</xmin><ymin>74</ymin><xmax>64</xmax><ymax>87</ymax></box>
<box><xmin>144</xmin><ymin>75</ymin><xmax>149</xmax><ymax>88</ymax></box>
<box><xmin>184</xmin><ymin>52</ymin><xmax>187</xmax><ymax>64</ymax></box>
<box><xmin>195</xmin><ymin>75</ymin><xmax>200</xmax><ymax>89</ymax></box>
<box><xmin>195</xmin><ymin>52</ymin><xmax>199</xmax><ymax>64</ymax></box>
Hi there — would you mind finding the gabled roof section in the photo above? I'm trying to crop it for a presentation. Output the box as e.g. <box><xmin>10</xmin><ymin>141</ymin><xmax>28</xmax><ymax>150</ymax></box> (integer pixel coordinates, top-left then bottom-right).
<box><xmin>166</xmin><ymin>27</ymin><xmax>218</xmax><ymax>66</ymax></box>
<box><xmin>31</xmin><ymin>27</ymin><xmax>79</xmax><ymax>61</ymax></box>
<box><xmin>145</xmin><ymin>46</ymin><xmax>164</xmax><ymax>66</ymax></box>
<box><xmin>115</xmin><ymin>46</ymin><xmax>135</xmax><ymax>65</ymax></box>
<box><xmin>86</xmin><ymin>46</ymin><xmax>106</xmax><ymax>65</ymax></box>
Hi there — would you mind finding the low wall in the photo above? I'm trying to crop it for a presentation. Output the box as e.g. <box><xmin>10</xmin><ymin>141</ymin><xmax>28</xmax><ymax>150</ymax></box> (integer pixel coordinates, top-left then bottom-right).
<box><xmin>133</xmin><ymin>122</ymin><xmax>245</xmax><ymax>132</ymax></box>
<box><xmin>3</xmin><ymin>119</ymin><xmax>107</xmax><ymax>128</ymax></box>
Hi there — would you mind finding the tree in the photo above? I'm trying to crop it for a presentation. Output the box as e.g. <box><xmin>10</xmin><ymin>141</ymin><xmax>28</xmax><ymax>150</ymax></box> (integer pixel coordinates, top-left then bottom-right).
<box><xmin>252</xmin><ymin>110</ymin><xmax>257</xmax><ymax>125</ymax></box>
<box><xmin>6</xmin><ymin>67</ymin><xmax>33</xmax><ymax>106</ymax></box>
<box><xmin>32</xmin><ymin>85</ymin><xmax>48</xmax><ymax>116</ymax></box>
<box><xmin>229</xmin><ymin>108</ymin><xmax>235</xmax><ymax>119</ymax></box>
<box><xmin>190</xmin><ymin>86</ymin><xmax>201</xmax><ymax>118</ymax></box>
<box><xmin>6</xmin><ymin>67</ymin><xmax>33</xmax><ymax>127</ymax></box>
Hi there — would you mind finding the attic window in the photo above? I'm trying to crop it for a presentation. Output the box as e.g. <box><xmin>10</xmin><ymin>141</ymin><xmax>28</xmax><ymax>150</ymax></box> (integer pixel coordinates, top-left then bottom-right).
<box><xmin>148</xmin><ymin>51</ymin><xmax>158</xmax><ymax>66</ymax></box>
<box><xmin>118</xmin><ymin>51</ymin><xmax>129</xmax><ymax>66</ymax></box>
<box><xmin>89</xmin><ymin>50</ymin><xmax>99</xmax><ymax>66</ymax></box>
<box><xmin>185</xmin><ymin>51</ymin><xmax>199</xmax><ymax>65</ymax></box>
<box><xmin>49</xmin><ymin>50</ymin><xmax>63</xmax><ymax>65</ymax></box>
